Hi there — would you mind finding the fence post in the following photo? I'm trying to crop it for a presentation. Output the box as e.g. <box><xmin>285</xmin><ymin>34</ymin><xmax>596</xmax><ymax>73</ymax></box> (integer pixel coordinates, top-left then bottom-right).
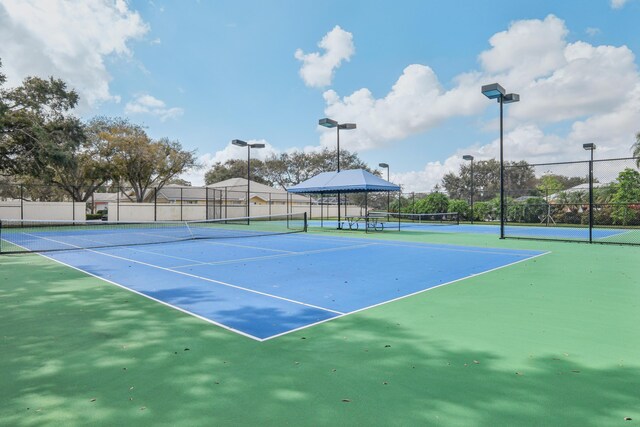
<box><xmin>20</xmin><ymin>185</ymin><xmax>24</xmax><ymax>220</ymax></box>
<box><xmin>72</xmin><ymin>197</ymin><xmax>75</xmax><ymax>221</ymax></box>
<box><xmin>154</xmin><ymin>187</ymin><xmax>158</xmax><ymax>221</ymax></box>
<box><xmin>588</xmin><ymin>159</ymin><xmax>594</xmax><ymax>243</ymax></box>
<box><xmin>116</xmin><ymin>185</ymin><xmax>120</xmax><ymax>221</ymax></box>
<box><xmin>320</xmin><ymin>193</ymin><xmax>324</xmax><ymax>228</ymax></box>
<box><xmin>224</xmin><ymin>187</ymin><xmax>228</xmax><ymax>219</ymax></box>
<box><xmin>205</xmin><ymin>187</ymin><xmax>209</xmax><ymax>220</ymax></box>
<box><xmin>180</xmin><ymin>187</ymin><xmax>183</xmax><ymax>221</ymax></box>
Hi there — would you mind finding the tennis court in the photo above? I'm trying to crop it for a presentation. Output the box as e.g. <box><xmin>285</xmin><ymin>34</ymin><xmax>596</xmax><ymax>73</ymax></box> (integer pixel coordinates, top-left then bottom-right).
<box><xmin>1</xmin><ymin>217</ymin><xmax>544</xmax><ymax>340</ymax></box>
<box><xmin>309</xmin><ymin>219</ymin><xmax>631</xmax><ymax>240</ymax></box>
<box><xmin>2</xmin><ymin>214</ymin><xmax>639</xmax><ymax>426</ymax></box>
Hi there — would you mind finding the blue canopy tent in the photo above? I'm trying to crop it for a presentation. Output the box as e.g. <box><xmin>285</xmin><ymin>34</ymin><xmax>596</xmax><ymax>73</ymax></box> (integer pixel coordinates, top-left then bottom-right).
<box><xmin>287</xmin><ymin>169</ymin><xmax>401</xmax><ymax>229</ymax></box>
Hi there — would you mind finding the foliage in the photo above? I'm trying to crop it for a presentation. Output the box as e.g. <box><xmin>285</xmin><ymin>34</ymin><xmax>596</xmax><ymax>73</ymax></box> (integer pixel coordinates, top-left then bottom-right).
<box><xmin>204</xmin><ymin>148</ymin><xmax>373</xmax><ymax>188</ymax></box>
<box><xmin>611</xmin><ymin>168</ymin><xmax>640</xmax><ymax>225</ymax></box>
<box><xmin>634</xmin><ymin>132</ymin><xmax>640</xmax><ymax>167</ymax></box>
<box><xmin>537</xmin><ymin>175</ymin><xmax>564</xmax><ymax>197</ymax></box>
<box><xmin>0</xmin><ymin>59</ymin><xmax>82</xmax><ymax>177</ymax></box>
<box><xmin>447</xmin><ymin>199</ymin><xmax>469</xmax><ymax>220</ymax></box>
<box><xmin>91</xmin><ymin>117</ymin><xmax>197</xmax><ymax>202</ymax></box>
<box><xmin>442</xmin><ymin>159</ymin><xmax>536</xmax><ymax>201</ymax></box>
<box><xmin>472</xmin><ymin>201</ymin><xmax>492</xmax><ymax>222</ymax></box>
<box><xmin>414</xmin><ymin>192</ymin><xmax>449</xmax><ymax>214</ymax></box>
<box><xmin>204</xmin><ymin>159</ymin><xmax>268</xmax><ymax>185</ymax></box>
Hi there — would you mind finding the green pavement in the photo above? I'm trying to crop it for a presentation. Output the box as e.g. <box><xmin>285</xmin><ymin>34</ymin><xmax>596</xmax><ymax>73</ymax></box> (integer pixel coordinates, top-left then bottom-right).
<box><xmin>1</xmin><ymin>230</ymin><xmax>639</xmax><ymax>426</ymax></box>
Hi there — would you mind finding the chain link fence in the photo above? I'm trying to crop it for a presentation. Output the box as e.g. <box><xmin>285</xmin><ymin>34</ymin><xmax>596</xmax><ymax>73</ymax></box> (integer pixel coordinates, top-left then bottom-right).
<box><xmin>504</xmin><ymin>157</ymin><xmax>640</xmax><ymax>245</ymax></box>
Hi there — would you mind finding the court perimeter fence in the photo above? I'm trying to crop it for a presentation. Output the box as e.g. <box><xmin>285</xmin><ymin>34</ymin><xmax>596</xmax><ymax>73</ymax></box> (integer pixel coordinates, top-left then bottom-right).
<box><xmin>0</xmin><ymin>184</ymin><xmax>368</xmax><ymax>223</ymax></box>
<box><xmin>504</xmin><ymin>156</ymin><xmax>640</xmax><ymax>245</ymax></box>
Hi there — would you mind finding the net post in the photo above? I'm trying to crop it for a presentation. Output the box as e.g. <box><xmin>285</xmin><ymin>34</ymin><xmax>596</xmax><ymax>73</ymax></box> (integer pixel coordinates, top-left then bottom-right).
<box><xmin>397</xmin><ymin>191</ymin><xmax>401</xmax><ymax>231</ymax></box>
<box><xmin>304</xmin><ymin>211</ymin><xmax>308</xmax><ymax>232</ymax></box>
<box><xmin>20</xmin><ymin>185</ymin><xmax>24</xmax><ymax>221</ymax></box>
<box><xmin>116</xmin><ymin>185</ymin><xmax>120</xmax><ymax>221</ymax></box>
<box><xmin>154</xmin><ymin>187</ymin><xmax>158</xmax><ymax>221</ymax></box>
<box><xmin>205</xmin><ymin>187</ymin><xmax>209</xmax><ymax>220</ymax></box>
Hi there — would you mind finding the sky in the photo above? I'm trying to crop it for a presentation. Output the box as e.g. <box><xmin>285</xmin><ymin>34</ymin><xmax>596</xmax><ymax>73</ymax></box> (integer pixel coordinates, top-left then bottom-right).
<box><xmin>1</xmin><ymin>0</ymin><xmax>639</xmax><ymax>191</ymax></box>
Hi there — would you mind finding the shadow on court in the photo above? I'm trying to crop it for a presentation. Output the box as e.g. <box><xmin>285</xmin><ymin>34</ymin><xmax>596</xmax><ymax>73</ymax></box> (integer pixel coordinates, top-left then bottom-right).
<box><xmin>1</xmin><ymin>246</ymin><xmax>639</xmax><ymax>426</ymax></box>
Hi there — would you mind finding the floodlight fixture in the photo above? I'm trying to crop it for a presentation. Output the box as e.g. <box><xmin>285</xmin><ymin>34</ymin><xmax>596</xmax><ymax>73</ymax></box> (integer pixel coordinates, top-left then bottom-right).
<box><xmin>232</xmin><ymin>139</ymin><xmax>265</xmax><ymax>219</ymax></box>
<box><xmin>462</xmin><ymin>155</ymin><xmax>474</xmax><ymax>161</ymax></box>
<box><xmin>318</xmin><ymin>118</ymin><xmax>338</xmax><ymax>128</ymax></box>
<box><xmin>379</xmin><ymin>162</ymin><xmax>389</xmax><ymax>168</ymax></box>
<box><xmin>481</xmin><ymin>82</ymin><xmax>520</xmax><ymax>238</ymax></box>
<box><xmin>481</xmin><ymin>83</ymin><xmax>505</xmax><ymax>99</ymax></box>
<box><xmin>318</xmin><ymin>117</ymin><xmax>357</xmax><ymax>228</ymax></box>
<box><xmin>339</xmin><ymin>123</ymin><xmax>357</xmax><ymax>130</ymax></box>
<box><xmin>583</xmin><ymin>143</ymin><xmax>596</xmax><ymax>151</ymax></box>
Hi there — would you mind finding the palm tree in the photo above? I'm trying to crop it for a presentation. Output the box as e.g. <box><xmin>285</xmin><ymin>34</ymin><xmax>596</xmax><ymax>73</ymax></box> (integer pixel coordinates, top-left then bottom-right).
<box><xmin>634</xmin><ymin>132</ymin><xmax>640</xmax><ymax>167</ymax></box>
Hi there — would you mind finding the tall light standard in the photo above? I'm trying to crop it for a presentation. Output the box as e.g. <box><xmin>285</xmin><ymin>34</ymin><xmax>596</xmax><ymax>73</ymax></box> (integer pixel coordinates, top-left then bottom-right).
<box><xmin>583</xmin><ymin>143</ymin><xmax>596</xmax><ymax>243</ymax></box>
<box><xmin>463</xmin><ymin>155</ymin><xmax>474</xmax><ymax>224</ymax></box>
<box><xmin>318</xmin><ymin>117</ymin><xmax>357</xmax><ymax>228</ymax></box>
<box><xmin>232</xmin><ymin>139</ymin><xmax>265</xmax><ymax>219</ymax></box>
<box><xmin>481</xmin><ymin>83</ymin><xmax>520</xmax><ymax>239</ymax></box>
<box><xmin>379</xmin><ymin>163</ymin><xmax>390</xmax><ymax>216</ymax></box>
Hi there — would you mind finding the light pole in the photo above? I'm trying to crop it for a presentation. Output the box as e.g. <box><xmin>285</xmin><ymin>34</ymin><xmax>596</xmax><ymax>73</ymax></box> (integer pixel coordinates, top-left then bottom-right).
<box><xmin>379</xmin><ymin>163</ymin><xmax>390</xmax><ymax>216</ymax></box>
<box><xmin>463</xmin><ymin>155</ymin><xmax>474</xmax><ymax>224</ymax></box>
<box><xmin>583</xmin><ymin>143</ymin><xmax>596</xmax><ymax>243</ymax></box>
<box><xmin>318</xmin><ymin>117</ymin><xmax>357</xmax><ymax>229</ymax></box>
<box><xmin>481</xmin><ymin>83</ymin><xmax>520</xmax><ymax>239</ymax></box>
<box><xmin>232</xmin><ymin>139</ymin><xmax>265</xmax><ymax>219</ymax></box>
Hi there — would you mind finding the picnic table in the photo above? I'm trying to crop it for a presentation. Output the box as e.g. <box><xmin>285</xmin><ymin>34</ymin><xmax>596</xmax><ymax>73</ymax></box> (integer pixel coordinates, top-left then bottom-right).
<box><xmin>341</xmin><ymin>212</ymin><xmax>387</xmax><ymax>231</ymax></box>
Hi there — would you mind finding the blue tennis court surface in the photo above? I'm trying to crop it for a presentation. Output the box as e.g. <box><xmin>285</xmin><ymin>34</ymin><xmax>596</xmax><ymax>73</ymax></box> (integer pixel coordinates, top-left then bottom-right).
<box><xmin>38</xmin><ymin>234</ymin><xmax>545</xmax><ymax>341</ymax></box>
<box><xmin>308</xmin><ymin>220</ymin><xmax>626</xmax><ymax>240</ymax></box>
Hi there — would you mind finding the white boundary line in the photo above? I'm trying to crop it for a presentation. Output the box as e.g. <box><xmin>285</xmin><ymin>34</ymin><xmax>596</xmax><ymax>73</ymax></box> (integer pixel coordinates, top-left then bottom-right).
<box><xmin>261</xmin><ymin>250</ymin><xmax>552</xmax><ymax>341</ymax></box>
<box><xmin>5</xmin><ymin>228</ymin><xmax>552</xmax><ymax>342</ymax></box>
<box><xmin>171</xmin><ymin>242</ymin><xmax>380</xmax><ymax>268</ymax></box>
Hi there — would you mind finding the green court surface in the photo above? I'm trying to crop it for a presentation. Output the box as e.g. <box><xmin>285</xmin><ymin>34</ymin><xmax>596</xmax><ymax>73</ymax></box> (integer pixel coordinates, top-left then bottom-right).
<box><xmin>1</xmin><ymin>230</ymin><xmax>639</xmax><ymax>426</ymax></box>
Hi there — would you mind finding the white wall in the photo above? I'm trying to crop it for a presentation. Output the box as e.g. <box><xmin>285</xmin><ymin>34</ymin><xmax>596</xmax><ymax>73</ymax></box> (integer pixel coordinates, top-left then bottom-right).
<box><xmin>0</xmin><ymin>201</ymin><xmax>85</xmax><ymax>221</ymax></box>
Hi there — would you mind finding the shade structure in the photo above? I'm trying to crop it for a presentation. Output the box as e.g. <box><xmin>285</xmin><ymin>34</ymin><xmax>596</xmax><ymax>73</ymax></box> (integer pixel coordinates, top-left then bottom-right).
<box><xmin>287</xmin><ymin>169</ymin><xmax>400</xmax><ymax>194</ymax></box>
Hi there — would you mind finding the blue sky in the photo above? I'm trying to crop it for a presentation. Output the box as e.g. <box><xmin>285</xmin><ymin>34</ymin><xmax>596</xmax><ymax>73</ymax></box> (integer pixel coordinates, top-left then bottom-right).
<box><xmin>1</xmin><ymin>0</ymin><xmax>639</xmax><ymax>190</ymax></box>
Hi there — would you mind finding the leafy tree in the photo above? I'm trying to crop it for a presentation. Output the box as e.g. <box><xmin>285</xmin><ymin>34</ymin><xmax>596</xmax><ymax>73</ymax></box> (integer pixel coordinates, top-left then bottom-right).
<box><xmin>204</xmin><ymin>159</ymin><xmax>268</xmax><ymax>185</ymax></box>
<box><xmin>447</xmin><ymin>199</ymin><xmax>469</xmax><ymax>220</ymax></box>
<box><xmin>633</xmin><ymin>132</ymin><xmax>640</xmax><ymax>167</ymax></box>
<box><xmin>0</xmin><ymin>58</ymin><xmax>82</xmax><ymax>177</ymax></box>
<box><xmin>204</xmin><ymin>148</ymin><xmax>373</xmax><ymax>188</ymax></box>
<box><xmin>414</xmin><ymin>192</ymin><xmax>449</xmax><ymax>214</ymax></box>
<box><xmin>93</xmin><ymin>117</ymin><xmax>197</xmax><ymax>202</ymax></box>
<box><xmin>611</xmin><ymin>168</ymin><xmax>640</xmax><ymax>225</ymax></box>
<box><xmin>168</xmin><ymin>178</ymin><xmax>192</xmax><ymax>186</ymax></box>
<box><xmin>442</xmin><ymin>159</ymin><xmax>536</xmax><ymax>202</ymax></box>
<box><xmin>472</xmin><ymin>201</ymin><xmax>492</xmax><ymax>222</ymax></box>
<box><xmin>537</xmin><ymin>175</ymin><xmax>563</xmax><ymax>199</ymax></box>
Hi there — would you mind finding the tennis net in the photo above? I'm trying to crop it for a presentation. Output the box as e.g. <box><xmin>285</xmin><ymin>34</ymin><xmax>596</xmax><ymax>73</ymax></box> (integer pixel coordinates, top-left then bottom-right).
<box><xmin>372</xmin><ymin>211</ymin><xmax>460</xmax><ymax>226</ymax></box>
<box><xmin>0</xmin><ymin>212</ymin><xmax>307</xmax><ymax>254</ymax></box>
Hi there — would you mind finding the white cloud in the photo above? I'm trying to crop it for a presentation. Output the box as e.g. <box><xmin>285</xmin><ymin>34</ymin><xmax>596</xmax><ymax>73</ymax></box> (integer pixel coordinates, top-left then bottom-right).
<box><xmin>294</xmin><ymin>25</ymin><xmax>355</xmax><ymax>88</ymax></box>
<box><xmin>586</xmin><ymin>27</ymin><xmax>601</xmax><ymax>36</ymax></box>
<box><xmin>180</xmin><ymin>140</ymin><xmax>279</xmax><ymax>186</ymax></box>
<box><xmin>611</xmin><ymin>0</ymin><xmax>629</xmax><ymax>8</ymax></box>
<box><xmin>125</xmin><ymin>94</ymin><xmax>184</xmax><ymax>121</ymax></box>
<box><xmin>0</xmin><ymin>0</ymin><xmax>149</xmax><ymax>110</ymax></box>
<box><xmin>320</xmin><ymin>15</ymin><xmax>640</xmax><ymax>192</ymax></box>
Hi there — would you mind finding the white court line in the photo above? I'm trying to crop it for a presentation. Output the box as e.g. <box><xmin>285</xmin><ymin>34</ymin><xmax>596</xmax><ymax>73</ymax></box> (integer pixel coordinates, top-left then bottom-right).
<box><xmin>198</xmin><ymin>239</ymin><xmax>296</xmax><ymax>254</ymax></box>
<box><xmin>11</xmin><ymin>228</ymin><xmax>552</xmax><ymax>342</ymax></box>
<box><xmin>284</xmin><ymin>233</ymin><xmax>541</xmax><ymax>257</ymax></box>
<box><xmin>16</xmin><ymin>232</ymin><xmax>345</xmax><ymax>314</ymax></box>
<box><xmin>170</xmin><ymin>242</ymin><xmax>380</xmax><ymax>269</ymax></box>
<box><xmin>261</xmin><ymin>250</ymin><xmax>552</xmax><ymax>341</ymax></box>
